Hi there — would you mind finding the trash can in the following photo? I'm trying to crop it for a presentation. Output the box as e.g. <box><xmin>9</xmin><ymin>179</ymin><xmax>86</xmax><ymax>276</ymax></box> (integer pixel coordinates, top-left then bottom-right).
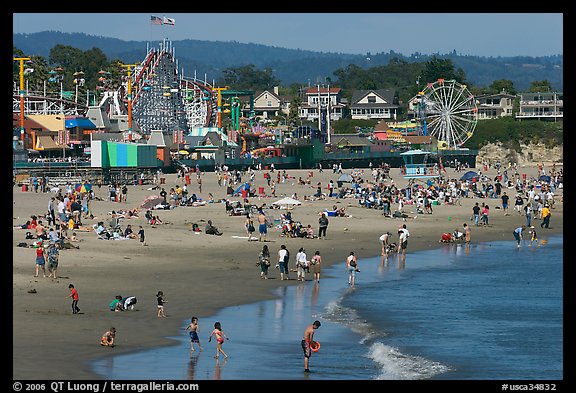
<box><xmin>138</xmin><ymin>179</ymin><xmax>143</xmax><ymax>185</ymax></box>
<box><xmin>22</xmin><ymin>184</ymin><xmax>28</xmax><ymax>192</ymax></box>
<box><xmin>258</xmin><ymin>187</ymin><xmax>265</xmax><ymax>195</ymax></box>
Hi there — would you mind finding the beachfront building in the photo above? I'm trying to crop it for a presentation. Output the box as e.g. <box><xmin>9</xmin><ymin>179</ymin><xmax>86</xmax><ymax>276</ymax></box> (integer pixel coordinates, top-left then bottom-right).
<box><xmin>475</xmin><ymin>92</ymin><xmax>515</xmax><ymax>120</ymax></box>
<box><xmin>251</xmin><ymin>87</ymin><xmax>290</xmax><ymax>123</ymax></box>
<box><xmin>299</xmin><ymin>86</ymin><xmax>346</xmax><ymax>122</ymax></box>
<box><xmin>516</xmin><ymin>91</ymin><xmax>563</xmax><ymax>122</ymax></box>
<box><xmin>349</xmin><ymin>89</ymin><xmax>400</xmax><ymax>120</ymax></box>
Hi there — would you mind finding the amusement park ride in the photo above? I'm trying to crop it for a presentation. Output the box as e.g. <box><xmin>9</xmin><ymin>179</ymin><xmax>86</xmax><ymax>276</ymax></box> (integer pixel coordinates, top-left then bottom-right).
<box><xmin>14</xmin><ymin>41</ymin><xmax>478</xmax><ymax>167</ymax></box>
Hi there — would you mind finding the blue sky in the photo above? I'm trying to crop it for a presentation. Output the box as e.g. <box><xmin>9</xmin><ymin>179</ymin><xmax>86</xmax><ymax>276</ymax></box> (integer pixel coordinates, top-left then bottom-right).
<box><xmin>13</xmin><ymin>13</ymin><xmax>563</xmax><ymax>57</ymax></box>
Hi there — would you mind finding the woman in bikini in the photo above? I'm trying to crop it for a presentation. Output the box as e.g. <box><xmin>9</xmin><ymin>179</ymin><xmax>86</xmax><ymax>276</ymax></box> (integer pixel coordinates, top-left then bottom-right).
<box><xmin>209</xmin><ymin>321</ymin><xmax>229</xmax><ymax>358</ymax></box>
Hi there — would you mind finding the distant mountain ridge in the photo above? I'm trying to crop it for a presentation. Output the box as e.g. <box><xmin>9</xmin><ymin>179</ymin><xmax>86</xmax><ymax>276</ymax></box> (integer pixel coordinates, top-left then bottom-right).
<box><xmin>13</xmin><ymin>31</ymin><xmax>563</xmax><ymax>91</ymax></box>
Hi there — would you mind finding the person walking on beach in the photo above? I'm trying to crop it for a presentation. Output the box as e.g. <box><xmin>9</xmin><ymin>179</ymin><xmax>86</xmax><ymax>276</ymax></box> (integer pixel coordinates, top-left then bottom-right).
<box><xmin>311</xmin><ymin>250</ymin><xmax>322</xmax><ymax>283</ymax></box>
<box><xmin>138</xmin><ymin>225</ymin><xmax>147</xmax><ymax>246</ymax></box>
<box><xmin>156</xmin><ymin>291</ymin><xmax>167</xmax><ymax>317</ymax></box>
<box><xmin>258</xmin><ymin>244</ymin><xmax>271</xmax><ymax>279</ymax></box>
<box><xmin>278</xmin><ymin>244</ymin><xmax>290</xmax><ymax>280</ymax></box>
<box><xmin>501</xmin><ymin>192</ymin><xmax>510</xmax><ymax>215</ymax></box>
<box><xmin>318</xmin><ymin>212</ymin><xmax>329</xmax><ymax>239</ymax></box>
<box><xmin>302</xmin><ymin>320</ymin><xmax>321</xmax><ymax>373</ymax></box>
<box><xmin>540</xmin><ymin>204</ymin><xmax>551</xmax><ymax>229</ymax></box>
<box><xmin>65</xmin><ymin>283</ymin><xmax>80</xmax><ymax>314</ymax></box>
<box><xmin>185</xmin><ymin>317</ymin><xmax>203</xmax><ymax>352</ymax></box>
<box><xmin>296</xmin><ymin>247</ymin><xmax>308</xmax><ymax>282</ymax></box>
<box><xmin>346</xmin><ymin>251</ymin><xmax>358</xmax><ymax>286</ymax></box>
<box><xmin>245</xmin><ymin>214</ymin><xmax>255</xmax><ymax>241</ymax></box>
<box><xmin>513</xmin><ymin>225</ymin><xmax>526</xmax><ymax>248</ymax></box>
<box><xmin>34</xmin><ymin>241</ymin><xmax>47</xmax><ymax>278</ymax></box>
<box><xmin>209</xmin><ymin>321</ymin><xmax>229</xmax><ymax>359</ymax></box>
<box><xmin>258</xmin><ymin>210</ymin><xmax>268</xmax><ymax>242</ymax></box>
<box><xmin>46</xmin><ymin>241</ymin><xmax>59</xmax><ymax>279</ymax></box>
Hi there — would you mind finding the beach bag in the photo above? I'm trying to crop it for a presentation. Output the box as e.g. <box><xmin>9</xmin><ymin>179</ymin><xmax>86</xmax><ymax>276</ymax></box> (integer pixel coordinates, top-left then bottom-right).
<box><xmin>248</xmin><ymin>223</ymin><xmax>255</xmax><ymax>232</ymax></box>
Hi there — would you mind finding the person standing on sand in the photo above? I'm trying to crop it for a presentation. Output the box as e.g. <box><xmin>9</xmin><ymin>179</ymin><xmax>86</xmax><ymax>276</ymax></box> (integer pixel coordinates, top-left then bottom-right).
<box><xmin>185</xmin><ymin>317</ymin><xmax>203</xmax><ymax>352</ymax></box>
<box><xmin>257</xmin><ymin>210</ymin><xmax>268</xmax><ymax>242</ymax></box>
<box><xmin>296</xmin><ymin>247</ymin><xmax>308</xmax><ymax>282</ymax></box>
<box><xmin>156</xmin><ymin>291</ymin><xmax>167</xmax><ymax>317</ymax></box>
<box><xmin>65</xmin><ymin>283</ymin><xmax>80</xmax><ymax>314</ymax></box>
<box><xmin>278</xmin><ymin>244</ymin><xmax>290</xmax><ymax>280</ymax></box>
<box><xmin>302</xmin><ymin>320</ymin><xmax>321</xmax><ymax>373</ymax></box>
<box><xmin>209</xmin><ymin>321</ymin><xmax>229</xmax><ymax>359</ymax></box>
<box><xmin>318</xmin><ymin>212</ymin><xmax>329</xmax><ymax>239</ymax></box>
<box><xmin>138</xmin><ymin>225</ymin><xmax>147</xmax><ymax>246</ymax></box>
<box><xmin>472</xmin><ymin>202</ymin><xmax>481</xmax><ymax>226</ymax></box>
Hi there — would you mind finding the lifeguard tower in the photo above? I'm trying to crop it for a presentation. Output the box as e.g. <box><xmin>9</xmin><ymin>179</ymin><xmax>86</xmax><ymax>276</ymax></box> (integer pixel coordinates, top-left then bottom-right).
<box><xmin>400</xmin><ymin>149</ymin><xmax>442</xmax><ymax>182</ymax></box>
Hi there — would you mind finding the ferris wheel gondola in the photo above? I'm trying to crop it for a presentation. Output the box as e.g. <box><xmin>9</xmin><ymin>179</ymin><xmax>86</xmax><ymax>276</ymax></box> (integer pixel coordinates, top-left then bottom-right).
<box><xmin>416</xmin><ymin>79</ymin><xmax>478</xmax><ymax>149</ymax></box>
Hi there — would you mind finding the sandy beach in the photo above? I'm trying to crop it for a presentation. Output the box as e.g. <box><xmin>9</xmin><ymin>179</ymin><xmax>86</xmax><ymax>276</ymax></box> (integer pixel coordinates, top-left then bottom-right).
<box><xmin>12</xmin><ymin>164</ymin><xmax>563</xmax><ymax>380</ymax></box>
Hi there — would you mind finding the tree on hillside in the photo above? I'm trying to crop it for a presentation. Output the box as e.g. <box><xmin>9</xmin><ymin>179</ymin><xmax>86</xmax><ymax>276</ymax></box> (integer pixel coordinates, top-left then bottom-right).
<box><xmin>528</xmin><ymin>80</ymin><xmax>554</xmax><ymax>92</ymax></box>
<box><xmin>489</xmin><ymin>79</ymin><xmax>516</xmax><ymax>95</ymax></box>
<box><xmin>219</xmin><ymin>64</ymin><xmax>280</xmax><ymax>91</ymax></box>
<box><xmin>421</xmin><ymin>55</ymin><xmax>467</xmax><ymax>85</ymax></box>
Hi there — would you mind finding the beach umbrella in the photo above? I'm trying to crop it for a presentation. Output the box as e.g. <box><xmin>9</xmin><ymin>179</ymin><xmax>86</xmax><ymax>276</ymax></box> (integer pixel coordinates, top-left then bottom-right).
<box><xmin>538</xmin><ymin>175</ymin><xmax>551</xmax><ymax>183</ymax></box>
<box><xmin>74</xmin><ymin>183</ymin><xmax>92</xmax><ymax>193</ymax></box>
<box><xmin>338</xmin><ymin>173</ymin><xmax>353</xmax><ymax>183</ymax></box>
<box><xmin>140</xmin><ymin>195</ymin><xmax>165</xmax><ymax>209</ymax></box>
<box><xmin>460</xmin><ymin>171</ymin><xmax>478</xmax><ymax>181</ymax></box>
<box><xmin>272</xmin><ymin>197</ymin><xmax>302</xmax><ymax>208</ymax></box>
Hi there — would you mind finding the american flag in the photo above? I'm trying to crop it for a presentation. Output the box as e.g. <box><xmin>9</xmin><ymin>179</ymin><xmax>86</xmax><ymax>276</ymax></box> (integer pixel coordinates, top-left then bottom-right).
<box><xmin>151</xmin><ymin>15</ymin><xmax>162</xmax><ymax>25</ymax></box>
<box><xmin>163</xmin><ymin>17</ymin><xmax>175</xmax><ymax>26</ymax></box>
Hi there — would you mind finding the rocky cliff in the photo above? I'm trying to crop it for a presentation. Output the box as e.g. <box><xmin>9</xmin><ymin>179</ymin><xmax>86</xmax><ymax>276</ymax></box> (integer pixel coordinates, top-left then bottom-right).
<box><xmin>476</xmin><ymin>142</ymin><xmax>563</xmax><ymax>166</ymax></box>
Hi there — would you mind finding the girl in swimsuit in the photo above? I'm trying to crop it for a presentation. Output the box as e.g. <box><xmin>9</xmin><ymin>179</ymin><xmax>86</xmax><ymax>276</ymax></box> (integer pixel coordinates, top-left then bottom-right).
<box><xmin>209</xmin><ymin>321</ymin><xmax>228</xmax><ymax>358</ymax></box>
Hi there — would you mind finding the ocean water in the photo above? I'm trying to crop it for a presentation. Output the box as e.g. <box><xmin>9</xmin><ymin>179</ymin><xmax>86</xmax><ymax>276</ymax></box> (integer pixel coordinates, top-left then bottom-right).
<box><xmin>92</xmin><ymin>234</ymin><xmax>563</xmax><ymax>381</ymax></box>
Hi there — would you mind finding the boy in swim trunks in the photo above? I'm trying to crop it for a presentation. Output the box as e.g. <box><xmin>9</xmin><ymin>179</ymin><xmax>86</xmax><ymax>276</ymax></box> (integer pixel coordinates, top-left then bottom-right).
<box><xmin>185</xmin><ymin>316</ymin><xmax>203</xmax><ymax>352</ymax></box>
<box><xmin>301</xmin><ymin>320</ymin><xmax>321</xmax><ymax>373</ymax></box>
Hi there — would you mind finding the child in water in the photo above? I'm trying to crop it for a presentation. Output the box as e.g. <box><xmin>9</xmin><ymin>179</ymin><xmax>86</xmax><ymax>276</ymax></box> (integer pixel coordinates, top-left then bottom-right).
<box><xmin>209</xmin><ymin>321</ymin><xmax>229</xmax><ymax>359</ymax></box>
<box><xmin>184</xmin><ymin>316</ymin><xmax>203</xmax><ymax>352</ymax></box>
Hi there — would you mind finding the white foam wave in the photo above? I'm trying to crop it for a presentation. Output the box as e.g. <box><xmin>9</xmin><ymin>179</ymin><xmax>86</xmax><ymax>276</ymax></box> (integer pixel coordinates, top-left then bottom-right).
<box><xmin>368</xmin><ymin>341</ymin><xmax>451</xmax><ymax>380</ymax></box>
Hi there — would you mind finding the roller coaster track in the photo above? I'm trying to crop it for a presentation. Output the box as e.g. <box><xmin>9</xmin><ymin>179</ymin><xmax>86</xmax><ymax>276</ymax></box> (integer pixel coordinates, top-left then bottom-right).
<box><xmin>129</xmin><ymin>40</ymin><xmax>217</xmax><ymax>134</ymax></box>
<box><xmin>13</xmin><ymin>40</ymin><xmax>217</xmax><ymax>134</ymax></box>
<box><xmin>12</xmin><ymin>92</ymin><xmax>87</xmax><ymax>116</ymax></box>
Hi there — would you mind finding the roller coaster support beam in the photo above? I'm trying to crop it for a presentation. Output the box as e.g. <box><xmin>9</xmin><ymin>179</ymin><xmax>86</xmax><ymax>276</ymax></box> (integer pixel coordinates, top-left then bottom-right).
<box><xmin>14</xmin><ymin>56</ymin><xmax>31</xmax><ymax>142</ymax></box>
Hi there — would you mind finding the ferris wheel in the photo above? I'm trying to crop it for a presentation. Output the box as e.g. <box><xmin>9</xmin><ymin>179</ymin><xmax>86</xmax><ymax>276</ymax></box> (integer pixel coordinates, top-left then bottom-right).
<box><xmin>416</xmin><ymin>79</ymin><xmax>478</xmax><ymax>149</ymax></box>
